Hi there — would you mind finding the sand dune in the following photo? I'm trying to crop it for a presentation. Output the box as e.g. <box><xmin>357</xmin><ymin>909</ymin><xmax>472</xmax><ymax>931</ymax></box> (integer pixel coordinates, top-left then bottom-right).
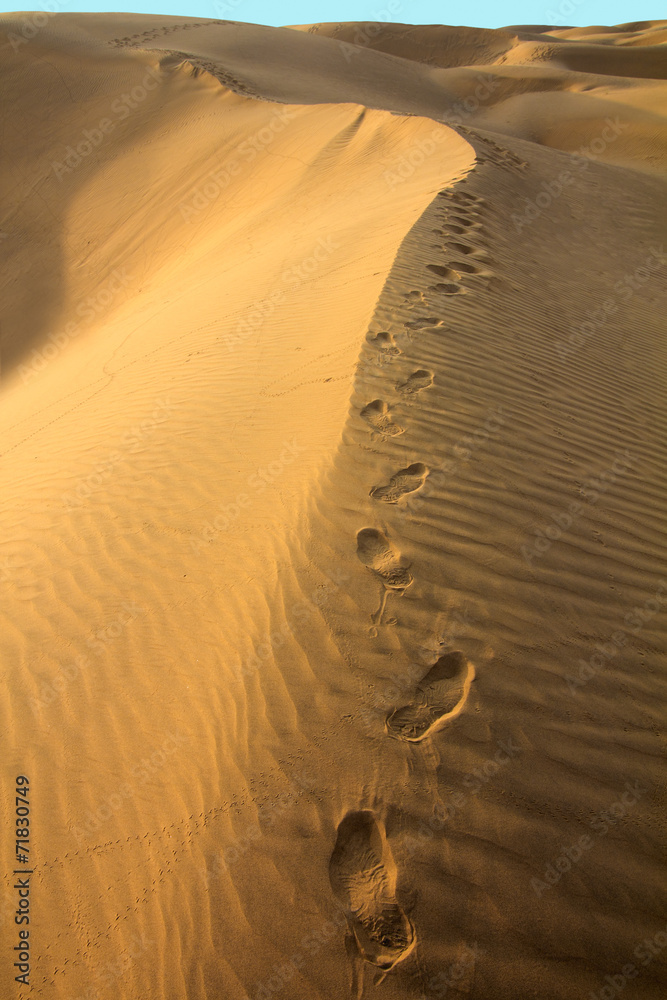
<box><xmin>1</xmin><ymin>13</ymin><xmax>666</xmax><ymax>1000</ymax></box>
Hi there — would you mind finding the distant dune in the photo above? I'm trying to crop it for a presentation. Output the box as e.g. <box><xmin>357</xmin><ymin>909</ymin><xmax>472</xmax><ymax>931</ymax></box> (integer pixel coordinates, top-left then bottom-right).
<box><xmin>1</xmin><ymin>14</ymin><xmax>665</xmax><ymax>1000</ymax></box>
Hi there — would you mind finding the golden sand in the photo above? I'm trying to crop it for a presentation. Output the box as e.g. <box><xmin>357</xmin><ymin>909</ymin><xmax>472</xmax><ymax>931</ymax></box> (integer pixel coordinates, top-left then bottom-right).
<box><xmin>1</xmin><ymin>14</ymin><xmax>666</xmax><ymax>1000</ymax></box>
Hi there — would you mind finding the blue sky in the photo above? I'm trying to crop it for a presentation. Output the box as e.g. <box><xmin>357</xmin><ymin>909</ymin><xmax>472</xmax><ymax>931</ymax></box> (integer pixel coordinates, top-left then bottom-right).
<box><xmin>0</xmin><ymin>1</ymin><xmax>663</xmax><ymax>30</ymax></box>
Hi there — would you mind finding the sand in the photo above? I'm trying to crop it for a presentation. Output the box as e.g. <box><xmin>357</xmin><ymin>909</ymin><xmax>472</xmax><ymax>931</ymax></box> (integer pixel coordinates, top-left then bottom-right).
<box><xmin>0</xmin><ymin>13</ymin><xmax>666</xmax><ymax>1000</ymax></box>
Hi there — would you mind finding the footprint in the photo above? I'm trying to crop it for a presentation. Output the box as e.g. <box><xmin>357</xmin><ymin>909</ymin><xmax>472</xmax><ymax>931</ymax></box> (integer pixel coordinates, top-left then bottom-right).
<box><xmin>448</xmin><ymin>242</ymin><xmax>475</xmax><ymax>255</ymax></box>
<box><xmin>329</xmin><ymin>811</ymin><xmax>416</xmax><ymax>979</ymax></box>
<box><xmin>426</xmin><ymin>264</ymin><xmax>456</xmax><ymax>279</ymax></box>
<box><xmin>430</xmin><ymin>282</ymin><xmax>462</xmax><ymax>295</ymax></box>
<box><xmin>360</xmin><ymin>399</ymin><xmax>404</xmax><ymax>437</ymax></box>
<box><xmin>371</xmin><ymin>331</ymin><xmax>401</xmax><ymax>355</ymax></box>
<box><xmin>356</xmin><ymin>529</ymin><xmax>412</xmax><ymax>591</ymax></box>
<box><xmin>449</xmin><ymin>261</ymin><xmax>479</xmax><ymax>274</ymax></box>
<box><xmin>397</xmin><ymin>369</ymin><xmax>433</xmax><ymax>394</ymax></box>
<box><xmin>451</xmin><ymin>191</ymin><xmax>481</xmax><ymax>204</ymax></box>
<box><xmin>370</xmin><ymin>463</ymin><xmax>429</xmax><ymax>503</ymax></box>
<box><xmin>386</xmin><ymin>651</ymin><xmax>475</xmax><ymax>742</ymax></box>
<box><xmin>356</xmin><ymin>528</ymin><xmax>412</xmax><ymax>624</ymax></box>
<box><xmin>406</xmin><ymin>316</ymin><xmax>444</xmax><ymax>330</ymax></box>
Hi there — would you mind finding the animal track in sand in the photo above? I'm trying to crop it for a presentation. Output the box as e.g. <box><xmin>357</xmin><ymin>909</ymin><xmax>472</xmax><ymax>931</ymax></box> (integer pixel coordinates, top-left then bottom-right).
<box><xmin>371</xmin><ymin>331</ymin><xmax>401</xmax><ymax>355</ymax></box>
<box><xmin>370</xmin><ymin>463</ymin><xmax>429</xmax><ymax>503</ymax></box>
<box><xmin>329</xmin><ymin>811</ymin><xmax>416</xmax><ymax>983</ymax></box>
<box><xmin>397</xmin><ymin>369</ymin><xmax>433</xmax><ymax>394</ymax></box>
<box><xmin>360</xmin><ymin>399</ymin><xmax>404</xmax><ymax>437</ymax></box>
<box><xmin>386</xmin><ymin>651</ymin><xmax>475</xmax><ymax>742</ymax></box>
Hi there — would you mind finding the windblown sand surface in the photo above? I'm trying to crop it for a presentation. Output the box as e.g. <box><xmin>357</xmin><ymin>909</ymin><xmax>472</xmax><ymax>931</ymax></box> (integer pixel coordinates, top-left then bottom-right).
<box><xmin>1</xmin><ymin>13</ymin><xmax>666</xmax><ymax>1000</ymax></box>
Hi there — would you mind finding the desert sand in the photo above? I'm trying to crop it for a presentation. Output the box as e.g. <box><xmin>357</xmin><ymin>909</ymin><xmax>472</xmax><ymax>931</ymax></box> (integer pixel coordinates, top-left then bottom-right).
<box><xmin>0</xmin><ymin>12</ymin><xmax>666</xmax><ymax>1000</ymax></box>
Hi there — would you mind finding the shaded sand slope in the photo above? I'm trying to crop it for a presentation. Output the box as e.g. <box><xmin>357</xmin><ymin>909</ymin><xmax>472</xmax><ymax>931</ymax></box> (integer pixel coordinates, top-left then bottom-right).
<box><xmin>1</xmin><ymin>14</ymin><xmax>666</xmax><ymax>1000</ymax></box>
